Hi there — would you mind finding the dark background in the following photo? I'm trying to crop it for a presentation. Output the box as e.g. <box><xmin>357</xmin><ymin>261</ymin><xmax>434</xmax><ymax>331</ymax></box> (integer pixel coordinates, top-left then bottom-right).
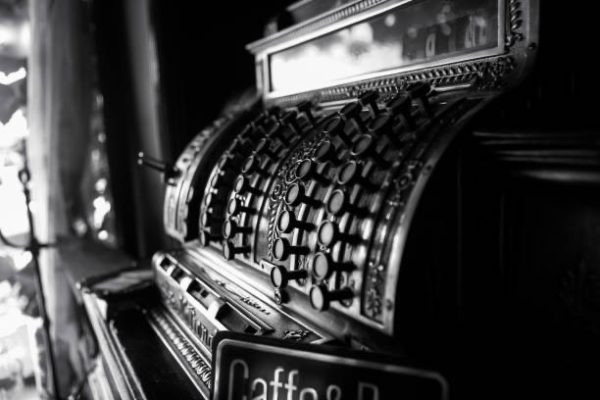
<box><xmin>91</xmin><ymin>1</ymin><xmax>293</xmax><ymax>258</ymax></box>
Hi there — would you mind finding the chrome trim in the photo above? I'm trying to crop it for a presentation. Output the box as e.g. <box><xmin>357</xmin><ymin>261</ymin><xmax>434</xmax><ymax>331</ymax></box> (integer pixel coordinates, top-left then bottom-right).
<box><xmin>146</xmin><ymin>308</ymin><xmax>211</xmax><ymax>398</ymax></box>
<box><xmin>383</xmin><ymin>97</ymin><xmax>491</xmax><ymax>333</ymax></box>
<box><xmin>250</xmin><ymin>0</ymin><xmax>506</xmax><ymax>100</ymax></box>
<box><xmin>197</xmin><ymin>245</ymin><xmax>389</xmax><ymax>333</ymax></box>
<box><xmin>186</xmin><ymin>247</ymin><xmax>336</xmax><ymax>341</ymax></box>
<box><xmin>248</xmin><ymin>0</ymin><xmax>393</xmax><ymax>53</ymax></box>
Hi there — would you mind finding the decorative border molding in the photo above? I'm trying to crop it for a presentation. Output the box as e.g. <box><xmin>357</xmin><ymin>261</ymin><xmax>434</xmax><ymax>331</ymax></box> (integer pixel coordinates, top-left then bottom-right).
<box><xmin>148</xmin><ymin>309</ymin><xmax>213</xmax><ymax>388</ymax></box>
<box><xmin>266</xmin><ymin>132</ymin><xmax>325</xmax><ymax>264</ymax></box>
<box><xmin>247</xmin><ymin>0</ymin><xmax>388</xmax><ymax>53</ymax></box>
<box><xmin>506</xmin><ymin>0</ymin><xmax>524</xmax><ymax>48</ymax></box>
<box><xmin>266</xmin><ymin>55</ymin><xmax>516</xmax><ymax>108</ymax></box>
<box><xmin>363</xmin><ymin>99</ymin><xmax>475</xmax><ymax>322</ymax></box>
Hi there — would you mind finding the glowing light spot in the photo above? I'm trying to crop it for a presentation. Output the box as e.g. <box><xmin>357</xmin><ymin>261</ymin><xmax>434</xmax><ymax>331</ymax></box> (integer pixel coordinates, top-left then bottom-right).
<box><xmin>95</xmin><ymin>178</ymin><xmax>107</xmax><ymax>193</ymax></box>
<box><xmin>0</xmin><ymin>109</ymin><xmax>29</xmax><ymax>148</ymax></box>
<box><xmin>0</xmin><ymin>67</ymin><xmax>27</xmax><ymax>85</ymax></box>
<box><xmin>92</xmin><ymin>196</ymin><xmax>111</xmax><ymax>228</ymax></box>
<box><xmin>385</xmin><ymin>14</ymin><xmax>396</xmax><ymax>27</ymax></box>
<box><xmin>349</xmin><ymin>23</ymin><xmax>374</xmax><ymax>43</ymax></box>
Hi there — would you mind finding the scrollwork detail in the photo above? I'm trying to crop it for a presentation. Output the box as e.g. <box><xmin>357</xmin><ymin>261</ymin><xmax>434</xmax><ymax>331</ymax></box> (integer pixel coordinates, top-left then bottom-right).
<box><xmin>505</xmin><ymin>0</ymin><xmax>524</xmax><ymax>48</ymax></box>
<box><xmin>268</xmin><ymin>56</ymin><xmax>516</xmax><ymax>108</ymax></box>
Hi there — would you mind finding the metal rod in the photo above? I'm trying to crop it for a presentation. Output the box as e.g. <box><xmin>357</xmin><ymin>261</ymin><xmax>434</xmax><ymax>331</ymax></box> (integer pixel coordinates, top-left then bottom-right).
<box><xmin>137</xmin><ymin>151</ymin><xmax>167</xmax><ymax>172</ymax></box>
<box><xmin>18</xmin><ymin>166</ymin><xmax>61</xmax><ymax>400</ymax></box>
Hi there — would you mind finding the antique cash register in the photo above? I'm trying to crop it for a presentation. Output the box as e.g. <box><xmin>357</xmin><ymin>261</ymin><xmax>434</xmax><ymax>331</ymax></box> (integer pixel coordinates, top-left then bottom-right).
<box><xmin>81</xmin><ymin>0</ymin><xmax>600</xmax><ymax>399</ymax></box>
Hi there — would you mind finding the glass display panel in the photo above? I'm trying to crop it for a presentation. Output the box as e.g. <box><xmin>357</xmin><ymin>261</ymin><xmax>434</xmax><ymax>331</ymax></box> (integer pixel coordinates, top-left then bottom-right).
<box><xmin>269</xmin><ymin>0</ymin><xmax>500</xmax><ymax>93</ymax></box>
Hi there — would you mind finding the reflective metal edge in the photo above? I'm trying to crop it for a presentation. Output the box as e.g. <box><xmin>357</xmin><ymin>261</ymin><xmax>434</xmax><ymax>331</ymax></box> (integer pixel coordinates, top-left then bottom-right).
<box><xmin>383</xmin><ymin>96</ymin><xmax>494</xmax><ymax>334</ymax></box>
<box><xmin>153</xmin><ymin>250</ymin><xmax>333</xmax><ymax>347</ymax></box>
<box><xmin>171</xmin><ymin>248</ymin><xmax>335</xmax><ymax>345</ymax></box>
<box><xmin>249</xmin><ymin>0</ymin><xmax>508</xmax><ymax>100</ymax></box>
<box><xmin>146</xmin><ymin>307</ymin><xmax>212</xmax><ymax>399</ymax></box>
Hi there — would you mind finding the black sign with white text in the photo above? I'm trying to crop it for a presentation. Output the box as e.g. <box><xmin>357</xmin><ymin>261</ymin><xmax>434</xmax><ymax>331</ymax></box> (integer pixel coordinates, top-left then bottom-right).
<box><xmin>211</xmin><ymin>332</ymin><xmax>448</xmax><ymax>400</ymax></box>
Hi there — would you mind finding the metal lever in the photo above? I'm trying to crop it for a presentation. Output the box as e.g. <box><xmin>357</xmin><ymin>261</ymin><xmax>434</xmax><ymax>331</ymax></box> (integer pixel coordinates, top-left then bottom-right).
<box><xmin>137</xmin><ymin>151</ymin><xmax>180</xmax><ymax>185</ymax></box>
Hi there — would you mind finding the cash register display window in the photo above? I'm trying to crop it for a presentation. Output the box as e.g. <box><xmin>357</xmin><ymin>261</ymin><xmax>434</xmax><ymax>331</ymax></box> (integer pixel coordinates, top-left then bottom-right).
<box><xmin>269</xmin><ymin>0</ymin><xmax>500</xmax><ymax>94</ymax></box>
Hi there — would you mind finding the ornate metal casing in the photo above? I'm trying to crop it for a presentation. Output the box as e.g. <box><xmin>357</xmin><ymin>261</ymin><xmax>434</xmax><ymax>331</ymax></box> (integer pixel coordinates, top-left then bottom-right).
<box><xmin>248</xmin><ymin>0</ymin><xmax>538</xmax><ymax>106</ymax></box>
<box><xmin>156</xmin><ymin>0</ymin><xmax>540</xmax><ymax>361</ymax></box>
